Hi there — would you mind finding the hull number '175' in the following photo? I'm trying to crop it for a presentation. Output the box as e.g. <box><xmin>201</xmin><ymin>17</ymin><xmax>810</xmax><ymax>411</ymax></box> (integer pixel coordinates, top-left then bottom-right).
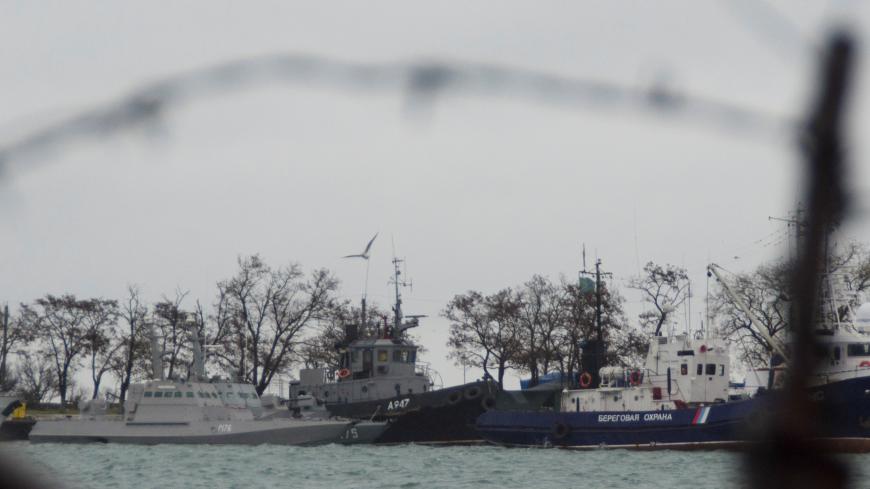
<box><xmin>387</xmin><ymin>398</ymin><xmax>410</xmax><ymax>411</ymax></box>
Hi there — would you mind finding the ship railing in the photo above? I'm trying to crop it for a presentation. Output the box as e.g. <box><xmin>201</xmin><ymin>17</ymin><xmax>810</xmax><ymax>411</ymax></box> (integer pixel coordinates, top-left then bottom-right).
<box><xmin>415</xmin><ymin>361</ymin><xmax>443</xmax><ymax>390</ymax></box>
<box><xmin>807</xmin><ymin>366</ymin><xmax>870</xmax><ymax>385</ymax></box>
<box><xmin>31</xmin><ymin>413</ymin><xmax>126</xmax><ymax>421</ymax></box>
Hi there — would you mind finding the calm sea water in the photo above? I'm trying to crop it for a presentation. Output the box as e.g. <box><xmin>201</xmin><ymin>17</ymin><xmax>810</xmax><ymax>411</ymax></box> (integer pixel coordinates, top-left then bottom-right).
<box><xmin>4</xmin><ymin>442</ymin><xmax>870</xmax><ymax>489</ymax></box>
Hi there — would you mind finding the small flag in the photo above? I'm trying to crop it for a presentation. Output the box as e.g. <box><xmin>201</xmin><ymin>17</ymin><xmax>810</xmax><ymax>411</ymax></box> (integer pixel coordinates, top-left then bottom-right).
<box><xmin>692</xmin><ymin>406</ymin><xmax>711</xmax><ymax>425</ymax></box>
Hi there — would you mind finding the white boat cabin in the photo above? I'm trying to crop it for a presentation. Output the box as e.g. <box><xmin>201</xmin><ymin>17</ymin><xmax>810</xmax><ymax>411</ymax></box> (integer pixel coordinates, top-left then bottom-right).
<box><xmin>561</xmin><ymin>334</ymin><xmax>730</xmax><ymax>413</ymax></box>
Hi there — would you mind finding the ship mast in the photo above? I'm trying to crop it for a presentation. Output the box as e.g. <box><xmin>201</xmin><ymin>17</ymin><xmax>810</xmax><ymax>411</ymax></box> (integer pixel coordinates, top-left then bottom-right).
<box><xmin>390</xmin><ymin>256</ymin><xmax>412</xmax><ymax>332</ymax></box>
<box><xmin>388</xmin><ymin>254</ymin><xmax>424</xmax><ymax>337</ymax></box>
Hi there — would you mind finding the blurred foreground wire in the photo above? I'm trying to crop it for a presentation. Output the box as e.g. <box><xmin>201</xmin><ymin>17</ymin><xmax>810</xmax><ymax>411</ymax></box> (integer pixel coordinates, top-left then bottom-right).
<box><xmin>0</xmin><ymin>55</ymin><xmax>792</xmax><ymax>173</ymax></box>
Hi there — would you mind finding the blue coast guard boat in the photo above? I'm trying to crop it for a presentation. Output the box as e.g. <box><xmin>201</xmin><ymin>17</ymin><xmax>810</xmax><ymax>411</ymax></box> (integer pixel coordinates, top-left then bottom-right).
<box><xmin>477</xmin><ymin>322</ymin><xmax>870</xmax><ymax>451</ymax></box>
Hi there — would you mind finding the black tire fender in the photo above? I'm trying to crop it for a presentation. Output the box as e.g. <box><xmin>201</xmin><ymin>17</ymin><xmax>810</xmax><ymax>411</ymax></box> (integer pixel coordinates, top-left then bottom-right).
<box><xmin>464</xmin><ymin>386</ymin><xmax>482</xmax><ymax>400</ymax></box>
<box><xmin>481</xmin><ymin>396</ymin><xmax>497</xmax><ymax>411</ymax></box>
<box><xmin>551</xmin><ymin>421</ymin><xmax>570</xmax><ymax>439</ymax></box>
<box><xmin>447</xmin><ymin>390</ymin><xmax>462</xmax><ymax>405</ymax></box>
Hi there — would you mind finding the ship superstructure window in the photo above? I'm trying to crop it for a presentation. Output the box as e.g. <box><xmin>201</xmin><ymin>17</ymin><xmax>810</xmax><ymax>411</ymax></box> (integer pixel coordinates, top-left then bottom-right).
<box><xmin>696</xmin><ymin>364</ymin><xmax>703</xmax><ymax>375</ymax></box>
<box><xmin>174</xmin><ymin>391</ymin><xmax>182</xmax><ymax>398</ymax></box>
<box><xmin>718</xmin><ymin>365</ymin><xmax>725</xmax><ymax>376</ymax></box>
<box><xmin>377</xmin><ymin>350</ymin><xmax>388</xmax><ymax>362</ymax></box>
<box><xmin>393</xmin><ymin>350</ymin><xmax>411</xmax><ymax>363</ymax></box>
<box><xmin>847</xmin><ymin>343</ymin><xmax>870</xmax><ymax>357</ymax></box>
<box><xmin>154</xmin><ymin>391</ymin><xmax>163</xmax><ymax>398</ymax></box>
<box><xmin>834</xmin><ymin>346</ymin><xmax>841</xmax><ymax>360</ymax></box>
<box><xmin>705</xmin><ymin>364</ymin><xmax>716</xmax><ymax>376</ymax></box>
<box><xmin>680</xmin><ymin>364</ymin><xmax>687</xmax><ymax>375</ymax></box>
<box><xmin>144</xmin><ymin>391</ymin><xmax>153</xmax><ymax>398</ymax></box>
<box><xmin>186</xmin><ymin>392</ymin><xmax>194</xmax><ymax>398</ymax></box>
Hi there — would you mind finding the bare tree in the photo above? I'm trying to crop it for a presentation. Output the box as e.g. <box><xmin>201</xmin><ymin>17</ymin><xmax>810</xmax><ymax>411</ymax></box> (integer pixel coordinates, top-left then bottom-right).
<box><xmin>217</xmin><ymin>255</ymin><xmax>339</xmax><ymax>395</ymax></box>
<box><xmin>0</xmin><ymin>305</ymin><xmax>35</xmax><ymax>389</ymax></box>
<box><xmin>827</xmin><ymin>241</ymin><xmax>870</xmax><ymax>319</ymax></box>
<box><xmin>629</xmin><ymin>262</ymin><xmax>691</xmax><ymax>335</ymax></box>
<box><xmin>14</xmin><ymin>351</ymin><xmax>57</xmax><ymax>405</ymax></box>
<box><xmin>81</xmin><ymin>298</ymin><xmax>120</xmax><ymax>399</ymax></box>
<box><xmin>714</xmin><ymin>261</ymin><xmax>790</xmax><ymax>368</ymax></box>
<box><xmin>20</xmin><ymin>295</ymin><xmax>94</xmax><ymax>405</ymax></box>
<box><xmin>444</xmin><ymin>289</ymin><xmax>522</xmax><ymax>388</ymax></box>
<box><xmin>113</xmin><ymin>286</ymin><xmax>150</xmax><ymax>404</ymax></box>
<box><xmin>514</xmin><ymin>276</ymin><xmax>566</xmax><ymax>386</ymax></box>
<box><xmin>153</xmin><ymin>289</ymin><xmax>192</xmax><ymax>380</ymax></box>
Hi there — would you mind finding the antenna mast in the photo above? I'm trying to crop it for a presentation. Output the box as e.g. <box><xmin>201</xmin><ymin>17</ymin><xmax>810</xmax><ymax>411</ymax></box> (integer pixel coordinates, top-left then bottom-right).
<box><xmin>390</xmin><ymin>256</ymin><xmax>413</xmax><ymax>331</ymax></box>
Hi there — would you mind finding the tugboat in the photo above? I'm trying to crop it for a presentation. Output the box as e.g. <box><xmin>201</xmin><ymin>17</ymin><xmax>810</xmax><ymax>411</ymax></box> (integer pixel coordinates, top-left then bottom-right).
<box><xmin>289</xmin><ymin>257</ymin><xmax>498</xmax><ymax>444</ymax></box>
<box><xmin>29</xmin><ymin>326</ymin><xmax>363</xmax><ymax>445</ymax></box>
<box><xmin>475</xmin><ymin>265</ymin><xmax>870</xmax><ymax>451</ymax></box>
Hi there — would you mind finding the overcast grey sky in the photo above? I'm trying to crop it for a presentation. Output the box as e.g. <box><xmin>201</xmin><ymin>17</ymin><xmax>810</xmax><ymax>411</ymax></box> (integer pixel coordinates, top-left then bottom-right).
<box><xmin>1</xmin><ymin>1</ymin><xmax>869</xmax><ymax>390</ymax></box>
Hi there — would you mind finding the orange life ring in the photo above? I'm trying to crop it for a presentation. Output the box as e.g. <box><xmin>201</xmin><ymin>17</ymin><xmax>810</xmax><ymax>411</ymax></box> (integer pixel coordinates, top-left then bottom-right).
<box><xmin>579</xmin><ymin>372</ymin><xmax>593</xmax><ymax>388</ymax></box>
<box><xmin>630</xmin><ymin>370</ymin><xmax>642</xmax><ymax>386</ymax></box>
<box><xmin>338</xmin><ymin>368</ymin><xmax>351</xmax><ymax>379</ymax></box>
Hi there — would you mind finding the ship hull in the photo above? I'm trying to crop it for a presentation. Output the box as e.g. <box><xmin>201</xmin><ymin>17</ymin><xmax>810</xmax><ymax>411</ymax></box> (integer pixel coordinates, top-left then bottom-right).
<box><xmin>29</xmin><ymin>418</ymin><xmax>353</xmax><ymax>446</ymax></box>
<box><xmin>326</xmin><ymin>380</ymin><xmax>499</xmax><ymax>444</ymax></box>
<box><xmin>476</xmin><ymin>376</ymin><xmax>870</xmax><ymax>451</ymax></box>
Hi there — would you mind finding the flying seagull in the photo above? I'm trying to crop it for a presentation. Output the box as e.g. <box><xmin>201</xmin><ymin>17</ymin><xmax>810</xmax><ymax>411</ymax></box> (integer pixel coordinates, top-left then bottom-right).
<box><xmin>343</xmin><ymin>233</ymin><xmax>378</xmax><ymax>260</ymax></box>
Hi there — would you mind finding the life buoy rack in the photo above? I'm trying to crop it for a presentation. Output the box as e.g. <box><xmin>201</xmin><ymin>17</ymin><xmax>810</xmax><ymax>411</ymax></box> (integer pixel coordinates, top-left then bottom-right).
<box><xmin>338</xmin><ymin>368</ymin><xmax>351</xmax><ymax>379</ymax></box>
<box><xmin>629</xmin><ymin>370</ymin><xmax>642</xmax><ymax>386</ymax></box>
<box><xmin>579</xmin><ymin>372</ymin><xmax>593</xmax><ymax>388</ymax></box>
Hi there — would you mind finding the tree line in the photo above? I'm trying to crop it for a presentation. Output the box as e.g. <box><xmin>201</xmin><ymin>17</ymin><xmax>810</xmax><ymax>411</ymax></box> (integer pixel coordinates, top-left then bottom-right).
<box><xmin>442</xmin><ymin>262</ymin><xmax>691</xmax><ymax>388</ymax></box>
<box><xmin>443</xmin><ymin>242</ymin><xmax>870</xmax><ymax>387</ymax></box>
<box><xmin>0</xmin><ymin>254</ymin><xmax>354</xmax><ymax>406</ymax></box>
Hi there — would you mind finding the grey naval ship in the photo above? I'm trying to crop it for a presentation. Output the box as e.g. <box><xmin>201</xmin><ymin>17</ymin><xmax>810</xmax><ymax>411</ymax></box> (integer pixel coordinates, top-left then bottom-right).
<box><xmin>29</xmin><ymin>325</ymin><xmax>382</xmax><ymax>445</ymax></box>
<box><xmin>289</xmin><ymin>257</ymin><xmax>498</xmax><ymax>444</ymax></box>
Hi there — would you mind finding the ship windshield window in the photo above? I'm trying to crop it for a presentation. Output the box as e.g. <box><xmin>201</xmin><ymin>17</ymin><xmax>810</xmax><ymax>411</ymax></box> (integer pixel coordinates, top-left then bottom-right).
<box><xmin>144</xmin><ymin>391</ymin><xmax>153</xmax><ymax>397</ymax></box>
<box><xmin>154</xmin><ymin>391</ymin><xmax>163</xmax><ymax>398</ymax></box>
<box><xmin>351</xmin><ymin>351</ymin><xmax>359</xmax><ymax>363</ymax></box>
<box><xmin>408</xmin><ymin>351</ymin><xmax>416</xmax><ymax>363</ymax></box>
<box><xmin>847</xmin><ymin>343</ymin><xmax>870</xmax><ymax>357</ymax></box>
<box><xmin>186</xmin><ymin>392</ymin><xmax>194</xmax><ymax>398</ymax></box>
<box><xmin>680</xmin><ymin>364</ymin><xmax>687</xmax><ymax>375</ymax></box>
<box><xmin>174</xmin><ymin>391</ymin><xmax>182</xmax><ymax>398</ymax></box>
<box><xmin>696</xmin><ymin>364</ymin><xmax>703</xmax><ymax>375</ymax></box>
<box><xmin>378</xmin><ymin>350</ymin><xmax>388</xmax><ymax>362</ymax></box>
<box><xmin>705</xmin><ymin>364</ymin><xmax>716</xmax><ymax>375</ymax></box>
